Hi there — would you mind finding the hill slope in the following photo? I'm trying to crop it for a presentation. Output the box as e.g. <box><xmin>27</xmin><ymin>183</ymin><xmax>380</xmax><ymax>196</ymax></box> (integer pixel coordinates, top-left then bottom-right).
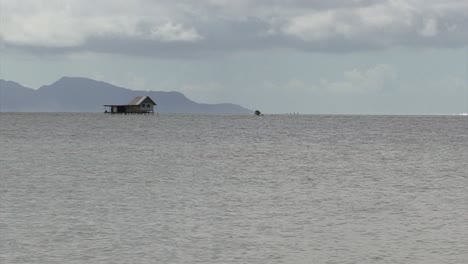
<box><xmin>0</xmin><ymin>77</ymin><xmax>251</xmax><ymax>114</ymax></box>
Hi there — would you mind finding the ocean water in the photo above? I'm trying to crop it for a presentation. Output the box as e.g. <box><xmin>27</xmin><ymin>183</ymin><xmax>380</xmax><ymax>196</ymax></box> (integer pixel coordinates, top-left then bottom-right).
<box><xmin>1</xmin><ymin>113</ymin><xmax>467</xmax><ymax>264</ymax></box>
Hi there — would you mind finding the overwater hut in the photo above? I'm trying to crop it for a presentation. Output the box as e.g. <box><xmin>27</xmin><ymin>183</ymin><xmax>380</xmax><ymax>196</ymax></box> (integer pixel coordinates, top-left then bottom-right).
<box><xmin>104</xmin><ymin>96</ymin><xmax>156</xmax><ymax>114</ymax></box>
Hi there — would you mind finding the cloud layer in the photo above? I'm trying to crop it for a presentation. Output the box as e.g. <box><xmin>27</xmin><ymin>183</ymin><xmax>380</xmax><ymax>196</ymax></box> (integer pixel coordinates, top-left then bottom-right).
<box><xmin>319</xmin><ymin>64</ymin><xmax>398</xmax><ymax>93</ymax></box>
<box><xmin>2</xmin><ymin>0</ymin><xmax>467</xmax><ymax>55</ymax></box>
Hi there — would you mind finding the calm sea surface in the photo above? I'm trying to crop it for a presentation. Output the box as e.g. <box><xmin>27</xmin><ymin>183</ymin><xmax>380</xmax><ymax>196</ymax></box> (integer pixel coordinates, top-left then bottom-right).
<box><xmin>1</xmin><ymin>113</ymin><xmax>467</xmax><ymax>264</ymax></box>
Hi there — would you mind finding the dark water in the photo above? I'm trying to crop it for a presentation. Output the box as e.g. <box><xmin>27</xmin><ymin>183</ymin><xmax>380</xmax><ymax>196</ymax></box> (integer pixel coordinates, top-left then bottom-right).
<box><xmin>1</xmin><ymin>113</ymin><xmax>467</xmax><ymax>264</ymax></box>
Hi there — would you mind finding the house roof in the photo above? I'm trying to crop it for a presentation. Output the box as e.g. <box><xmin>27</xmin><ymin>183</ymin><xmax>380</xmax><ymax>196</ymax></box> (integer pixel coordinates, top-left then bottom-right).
<box><xmin>129</xmin><ymin>96</ymin><xmax>156</xmax><ymax>106</ymax></box>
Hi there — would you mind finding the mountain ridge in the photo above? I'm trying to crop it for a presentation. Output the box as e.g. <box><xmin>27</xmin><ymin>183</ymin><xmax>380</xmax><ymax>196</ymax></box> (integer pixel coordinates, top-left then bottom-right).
<box><xmin>0</xmin><ymin>77</ymin><xmax>251</xmax><ymax>114</ymax></box>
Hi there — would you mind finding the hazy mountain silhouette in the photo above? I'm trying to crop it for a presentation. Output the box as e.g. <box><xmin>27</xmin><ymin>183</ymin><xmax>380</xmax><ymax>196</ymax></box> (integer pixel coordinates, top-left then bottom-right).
<box><xmin>0</xmin><ymin>77</ymin><xmax>251</xmax><ymax>114</ymax></box>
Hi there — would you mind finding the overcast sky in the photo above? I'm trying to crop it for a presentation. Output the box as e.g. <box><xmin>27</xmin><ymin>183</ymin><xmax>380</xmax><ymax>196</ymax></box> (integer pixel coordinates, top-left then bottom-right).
<box><xmin>1</xmin><ymin>0</ymin><xmax>467</xmax><ymax>114</ymax></box>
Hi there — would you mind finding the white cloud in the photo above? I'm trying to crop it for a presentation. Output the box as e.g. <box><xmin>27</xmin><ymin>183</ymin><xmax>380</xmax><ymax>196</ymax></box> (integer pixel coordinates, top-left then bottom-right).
<box><xmin>259</xmin><ymin>67</ymin><xmax>398</xmax><ymax>96</ymax></box>
<box><xmin>281</xmin><ymin>0</ymin><xmax>453</xmax><ymax>43</ymax></box>
<box><xmin>0</xmin><ymin>0</ymin><xmax>203</xmax><ymax>47</ymax></box>
<box><xmin>283</xmin><ymin>11</ymin><xmax>343</xmax><ymax>41</ymax></box>
<box><xmin>149</xmin><ymin>23</ymin><xmax>202</xmax><ymax>42</ymax></box>
<box><xmin>319</xmin><ymin>64</ymin><xmax>398</xmax><ymax>93</ymax></box>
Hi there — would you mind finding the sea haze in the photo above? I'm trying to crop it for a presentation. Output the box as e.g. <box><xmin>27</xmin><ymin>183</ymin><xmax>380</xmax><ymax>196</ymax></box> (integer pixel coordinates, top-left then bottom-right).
<box><xmin>1</xmin><ymin>113</ymin><xmax>467</xmax><ymax>263</ymax></box>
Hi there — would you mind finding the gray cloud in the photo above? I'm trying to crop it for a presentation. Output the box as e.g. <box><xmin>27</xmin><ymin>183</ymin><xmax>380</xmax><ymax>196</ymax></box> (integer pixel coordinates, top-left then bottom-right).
<box><xmin>2</xmin><ymin>0</ymin><xmax>467</xmax><ymax>56</ymax></box>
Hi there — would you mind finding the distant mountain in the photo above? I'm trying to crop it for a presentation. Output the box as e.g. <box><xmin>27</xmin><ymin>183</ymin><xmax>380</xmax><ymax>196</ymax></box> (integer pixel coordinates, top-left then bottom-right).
<box><xmin>0</xmin><ymin>77</ymin><xmax>251</xmax><ymax>114</ymax></box>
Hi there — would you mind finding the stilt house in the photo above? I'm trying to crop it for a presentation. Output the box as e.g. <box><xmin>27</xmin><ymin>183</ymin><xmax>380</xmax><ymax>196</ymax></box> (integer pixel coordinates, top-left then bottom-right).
<box><xmin>104</xmin><ymin>96</ymin><xmax>156</xmax><ymax>114</ymax></box>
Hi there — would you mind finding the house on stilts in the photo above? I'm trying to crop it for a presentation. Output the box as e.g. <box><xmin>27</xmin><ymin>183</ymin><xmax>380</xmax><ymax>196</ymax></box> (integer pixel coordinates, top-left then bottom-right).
<box><xmin>104</xmin><ymin>96</ymin><xmax>156</xmax><ymax>115</ymax></box>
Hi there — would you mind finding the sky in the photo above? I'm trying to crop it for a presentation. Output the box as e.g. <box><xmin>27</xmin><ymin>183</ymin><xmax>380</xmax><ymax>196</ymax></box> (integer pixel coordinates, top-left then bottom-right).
<box><xmin>1</xmin><ymin>0</ymin><xmax>467</xmax><ymax>114</ymax></box>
